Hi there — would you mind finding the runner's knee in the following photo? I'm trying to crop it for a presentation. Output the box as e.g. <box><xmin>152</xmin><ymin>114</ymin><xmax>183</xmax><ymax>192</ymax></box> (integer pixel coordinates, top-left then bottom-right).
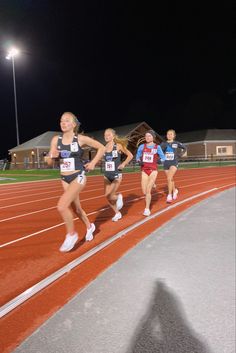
<box><xmin>57</xmin><ymin>202</ymin><xmax>67</xmax><ymax>214</ymax></box>
<box><xmin>105</xmin><ymin>190</ymin><xmax>112</xmax><ymax>199</ymax></box>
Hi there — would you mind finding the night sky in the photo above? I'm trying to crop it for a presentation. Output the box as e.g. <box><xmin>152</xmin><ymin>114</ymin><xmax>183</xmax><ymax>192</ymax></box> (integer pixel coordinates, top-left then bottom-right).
<box><xmin>0</xmin><ymin>1</ymin><xmax>235</xmax><ymax>158</ymax></box>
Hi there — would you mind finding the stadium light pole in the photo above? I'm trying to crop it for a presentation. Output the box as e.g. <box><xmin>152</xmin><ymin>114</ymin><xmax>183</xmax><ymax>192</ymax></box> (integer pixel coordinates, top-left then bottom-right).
<box><xmin>6</xmin><ymin>47</ymin><xmax>20</xmax><ymax>146</ymax></box>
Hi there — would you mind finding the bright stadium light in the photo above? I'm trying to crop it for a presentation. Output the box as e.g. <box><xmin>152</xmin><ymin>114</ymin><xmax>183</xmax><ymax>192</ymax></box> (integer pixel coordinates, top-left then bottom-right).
<box><xmin>6</xmin><ymin>47</ymin><xmax>20</xmax><ymax>60</ymax></box>
<box><xmin>6</xmin><ymin>47</ymin><xmax>20</xmax><ymax>145</ymax></box>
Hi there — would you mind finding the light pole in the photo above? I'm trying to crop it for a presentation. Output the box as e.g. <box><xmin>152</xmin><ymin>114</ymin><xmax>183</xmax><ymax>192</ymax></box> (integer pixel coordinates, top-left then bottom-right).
<box><xmin>6</xmin><ymin>48</ymin><xmax>20</xmax><ymax>146</ymax></box>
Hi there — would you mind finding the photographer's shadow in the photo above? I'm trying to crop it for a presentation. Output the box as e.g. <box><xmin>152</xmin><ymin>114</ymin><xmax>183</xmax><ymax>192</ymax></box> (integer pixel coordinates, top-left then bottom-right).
<box><xmin>127</xmin><ymin>281</ymin><xmax>212</xmax><ymax>353</ymax></box>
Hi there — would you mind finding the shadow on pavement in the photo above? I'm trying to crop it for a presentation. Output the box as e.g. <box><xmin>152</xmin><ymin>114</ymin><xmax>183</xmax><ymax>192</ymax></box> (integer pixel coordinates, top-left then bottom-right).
<box><xmin>127</xmin><ymin>280</ymin><xmax>212</xmax><ymax>353</ymax></box>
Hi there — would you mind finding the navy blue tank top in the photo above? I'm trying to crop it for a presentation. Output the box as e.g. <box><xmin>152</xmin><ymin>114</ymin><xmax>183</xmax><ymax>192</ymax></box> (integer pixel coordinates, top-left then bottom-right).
<box><xmin>57</xmin><ymin>135</ymin><xmax>84</xmax><ymax>172</ymax></box>
<box><xmin>104</xmin><ymin>144</ymin><xmax>121</xmax><ymax>174</ymax></box>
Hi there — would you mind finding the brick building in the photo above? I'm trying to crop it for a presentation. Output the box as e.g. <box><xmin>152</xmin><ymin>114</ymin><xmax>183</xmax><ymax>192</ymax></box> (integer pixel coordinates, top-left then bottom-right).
<box><xmin>9</xmin><ymin>122</ymin><xmax>162</xmax><ymax>169</ymax></box>
<box><xmin>175</xmin><ymin>129</ymin><xmax>236</xmax><ymax>160</ymax></box>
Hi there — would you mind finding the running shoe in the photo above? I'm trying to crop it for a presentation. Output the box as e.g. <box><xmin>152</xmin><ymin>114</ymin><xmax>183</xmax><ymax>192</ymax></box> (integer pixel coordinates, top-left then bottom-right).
<box><xmin>112</xmin><ymin>212</ymin><xmax>122</xmax><ymax>222</ymax></box>
<box><xmin>85</xmin><ymin>223</ymin><xmax>96</xmax><ymax>241</ymax></box>
<box><xmin>59</xmin><ymin>232</ymin><xmax>78</xmax><ymax>252</ymax></box>
<box><xmin>166</xmin><ymin>194</ymin><xmax>173</xmax><ymax>203</ymax></box>
<box><xmin>173</xmin><ymin>189</ymin><xmax>179</xmax><ymax>200</ymax></box>
<box><xmin>143</xmin><ymin>208</ymin><xmax>151</xmax><ymax>216</ymax></box>
<box><xmin>116</xmin><ymin>193</ymin><xmax>123</xmax><ymax>211</ymax></box>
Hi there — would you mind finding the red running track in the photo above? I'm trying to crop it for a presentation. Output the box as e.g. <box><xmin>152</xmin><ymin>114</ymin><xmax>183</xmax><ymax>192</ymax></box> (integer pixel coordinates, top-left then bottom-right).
<box><xmin>0</xmin><ymin>166</ymin><xmax>235</xmax><ymax>352</ymax></box>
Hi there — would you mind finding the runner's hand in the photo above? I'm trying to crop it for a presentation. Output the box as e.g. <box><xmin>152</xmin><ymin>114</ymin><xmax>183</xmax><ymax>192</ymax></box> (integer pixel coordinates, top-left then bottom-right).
<box><xmin>118</xmin><ymin>163</ymin><xmax>125</xmax><ymax>170</ymax></box>
<box><xmin>46</xmin><ymin>150</ymin><xmax>59</xmax><ymax>159</ymax></box>
<box><xmin>84</xmin><ymin>161</ymin><xmax>95</xmax><ymax>171</ymax></box>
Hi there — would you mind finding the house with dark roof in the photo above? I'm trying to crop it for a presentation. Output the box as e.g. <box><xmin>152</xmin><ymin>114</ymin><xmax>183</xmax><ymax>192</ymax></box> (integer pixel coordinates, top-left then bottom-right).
<box><xmin>9</xmin><ymin>131</ymin><xmax>60</xmax><ymax>169</ymax></box>
<box><xmin>9</xmin><ymin>122</ymin><xmax>162</xmax><ymax>169</ymax></box>
<box><xmin>175</xmin><ymin>129</ymin><xmax>236</xmax><ymax>159</ymax></box>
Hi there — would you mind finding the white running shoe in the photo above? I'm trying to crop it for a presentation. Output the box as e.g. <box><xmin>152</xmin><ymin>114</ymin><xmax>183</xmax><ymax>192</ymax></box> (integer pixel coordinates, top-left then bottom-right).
<box><xmin>59</xmin><ymin>232</ymin><xmax>78</xmax><ymax>252</ymax></box>
<box><xmin>116</xmin><ymin>193</ymin><xmax>123</xmax><ymax>211</ymax></box>
<box><xmin>173</xmin><ymin>189</ymin><xmax>179</xmax><ymax>200</ymax></box>
<box><xmin>112</xmin><ymin>212</ymin><xmax>122</xmax><ymax>222</ymax></box>
<box><xmin>85</xmin><ymin>223</ymin><xmax>96</xmax><ymax>241</ymax></box>
<box><xmin>143</xmin><ymin>208</ymin><xmax>151</xmax><ymax>216</ymax></box>
<box><xmin>166</xmin><ymin>194</ymin><xmax>173</xmax><ymax>203</ymax></box>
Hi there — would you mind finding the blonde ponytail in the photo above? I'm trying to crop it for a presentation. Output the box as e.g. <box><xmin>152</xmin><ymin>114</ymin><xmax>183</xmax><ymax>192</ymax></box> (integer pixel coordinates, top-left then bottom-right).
<box><xmin>105</xmin><ymin>128</ymin><xmax>129</xmax><ymax>149</ymax></box>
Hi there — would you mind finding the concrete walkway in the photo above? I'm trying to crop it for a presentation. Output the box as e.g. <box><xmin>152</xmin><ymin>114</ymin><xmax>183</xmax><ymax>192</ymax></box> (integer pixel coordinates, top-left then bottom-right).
<box><xmin>14</xmin><ymin>188</ymin><xmax>236</xmax><ymax>353</ymax></box>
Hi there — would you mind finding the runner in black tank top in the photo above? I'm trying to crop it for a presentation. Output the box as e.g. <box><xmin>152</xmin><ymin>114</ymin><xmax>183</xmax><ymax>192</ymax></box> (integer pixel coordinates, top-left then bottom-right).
<box><xmin>45</xmin><ymin>112</ymin><xmax>105</xmax><ymax>252</ymax></box>
<box><xmin>103</xmin><ymin>128</ymin><xmax>133</xmax><ymax>222</ymax></box>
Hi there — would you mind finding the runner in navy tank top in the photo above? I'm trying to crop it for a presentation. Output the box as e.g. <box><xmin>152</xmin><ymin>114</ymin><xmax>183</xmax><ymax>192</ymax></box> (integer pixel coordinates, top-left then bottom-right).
<box><xmin>103</xmin><ymin>128</ymin><xmax>133</xmax><ymax>222</ymax></box>
<box><xmin>45</xmin><ymin>112</ymin><xmax>105</xmax><ymax>252</ymax></box>
<box><xmin>161</xmin><ymin>129</ymin><xmax>186</xmax><ymax>203</ymax></box>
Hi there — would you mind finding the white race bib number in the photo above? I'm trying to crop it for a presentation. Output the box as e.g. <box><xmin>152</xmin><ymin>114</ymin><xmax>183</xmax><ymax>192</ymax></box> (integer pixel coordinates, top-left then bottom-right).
<box><xmin>112</xmin><ymin>150</ymin><xmax>118</xmax><ymax>158</ymax></box>
<box><xmin>142</xmin><ymin>153</ymin><xmax>154</xmax><ymax>163</ymax></box>
<box><xmin>70</xmin><ymin>142</ymin><xmax>79</xmax><ymax>152</ymax></box>
<box><xmin>165</xmin><ymin>152</ymin><xmax>174</xmax><ymax>160</ymax></box>
<box><xmin>60</xmin><ymin>158</ymin><xmax>75</xmax><ymax>172</ymax></box>
<box><xmin>105</xmin><ymin>161</ymin><xmax>115</xmax><ymax>171</ymax></box>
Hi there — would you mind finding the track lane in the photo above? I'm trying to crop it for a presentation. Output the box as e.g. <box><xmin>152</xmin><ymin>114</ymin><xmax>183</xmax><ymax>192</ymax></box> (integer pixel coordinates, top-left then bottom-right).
<box><xmin>0</xmin><ymin>172</ymin><xmax>234</xmax><ymax>245</ymax></box>
<box><xmin>0</xmin><ymin>169</ymin><xmax>235</xmax><ymax>307</ymax></box>
<box><xmin>0</xmin><ymin>166</ymin><xmax>235</xmax><ymax>353</ymax></box>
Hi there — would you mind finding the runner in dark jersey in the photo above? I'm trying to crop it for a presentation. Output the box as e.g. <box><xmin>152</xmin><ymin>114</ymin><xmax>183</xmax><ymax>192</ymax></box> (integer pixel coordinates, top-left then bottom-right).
<box><xmin>161</xmin><ymin>129</ymin><xmax>186</xmax><ymax>203</ymax></box>
<box><xmin>136</xmin><ymin>130</ymin><xmax>165</xmax><ymax>216</ymax></box>
<box><xmin>104</xmin><ymin>128</ymin><xmax>133</xmax><ymax>222</ymax></box>
<box><xmin>45</xmin><ymin>112</ymin><xmax>105</xmax><ymax>251</ymax></box>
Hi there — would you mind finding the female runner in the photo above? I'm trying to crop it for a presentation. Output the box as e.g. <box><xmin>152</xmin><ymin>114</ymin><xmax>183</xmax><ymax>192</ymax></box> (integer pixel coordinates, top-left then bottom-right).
<box><xmin>46</xmin><ymin>112</ymin><xmax>105</xmax><ymax>252</ymax></box>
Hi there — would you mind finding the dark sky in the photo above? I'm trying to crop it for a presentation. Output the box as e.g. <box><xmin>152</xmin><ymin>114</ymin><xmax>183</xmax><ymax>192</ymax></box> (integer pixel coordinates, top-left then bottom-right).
<box><xmin>0</xmin><ymin>1</ymin><xmax>235</xmax><ymax>158</ymax></box>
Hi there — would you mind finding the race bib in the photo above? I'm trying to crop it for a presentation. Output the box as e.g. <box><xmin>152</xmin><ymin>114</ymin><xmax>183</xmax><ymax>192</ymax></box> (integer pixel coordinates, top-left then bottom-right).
<box><xmin>70</xmin><ymin>142</ymin><xmax>79</xmax><ymax>152</ymax></box>
<box><xmin>60</xmin><ymin>158</ymin><xmax>75</xmax><ymax>172</ymax></box>
<box><xmin>165</xmin><ymin>152</ymin><xmax>174</xmax><ymax>160</ymax></box>
<box><xmin>112</xmin><ymin>150</ymin><xmax>118</xmax><ymax>158</ymax></box>
<box><xmin>142</xmin><ymin>152</ymin><xmax>154</xmax><ymax>163</ymax></box>
<box><xmin>105</xmin><ymin>161</ymin><xmax>115</xmax><ymax>171</ymax></box>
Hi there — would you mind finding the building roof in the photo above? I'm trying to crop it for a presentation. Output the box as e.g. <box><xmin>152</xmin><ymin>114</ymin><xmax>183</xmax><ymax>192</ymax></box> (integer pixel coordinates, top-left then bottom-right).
<box><xmin>9</xmin><ymin>131</ymin><xmax>60</xmax><ymax>152</ymax></box>
<box><xmin>174</xmin><ymin>129</ymin><xmax>236</xmax><ymax>143</ymax></box>
<box><xmin>9</xmin><ymin>121</ymin><xmax>163</xmax><ymax>152</ymax></box>
<box><xmin>85</xmin><ymin>121</ymin><xmax>162</xmax><ymax>142</ymax></box>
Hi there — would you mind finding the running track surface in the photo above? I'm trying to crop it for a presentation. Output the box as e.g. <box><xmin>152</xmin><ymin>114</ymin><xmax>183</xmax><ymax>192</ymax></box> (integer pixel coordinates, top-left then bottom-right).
<box><xmin>0</xmin><ymin>167</ymin><xmax>235</xmax><ymax>353</ymax></box>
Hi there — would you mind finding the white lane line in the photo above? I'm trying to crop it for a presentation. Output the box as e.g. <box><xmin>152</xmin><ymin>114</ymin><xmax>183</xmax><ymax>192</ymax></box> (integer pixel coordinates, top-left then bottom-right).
<box><xmin>0</xmin><ymin>194</ymin><xmax>147</xmax><ymax>247</ymax></box>
<box><xmin>0</xmin><ymin>190</ymin><xmax>61</xmax><ymax>202</ymax></box>
<box><xmin>0</xmin><ymin>173</ymin><xmax>235</xmax><ymax>223</ymax></box>
<box><xmin>0</xmin><ymin>178</ymin><xmax>60</xmax><ymax>187</ymax></box>
<box><xmin>0</xmin><ymin>195</ymin><xmax>61</xmax><ymax>209</ymax></box>
<box><xmin>0</xmin><ymin>173</ymin><xmax>234</xmax><ymax>213</ymax></box>
<box><xmin>0</xmin><ymin>222</ymin><xmax>65</xmax><ymax>248</ymax></box>
<box><xmin>0</xmin><ymin>169</ymin><xmax>231</xmax><ymax>196</ymax></box>
<box><xmin>0</xmin><ymin>179</ymin><xmax>140</xmax><ymax>202</ymax></box>
<box><xmin>0</xmin><ymin>186</ymin><xmax>141</xmax><ymax>210</ymax></box>
<box><xmin>0</xmin><ymin>206</ymin><xmax>56</xmax><ymax>223</ymax></box>
<box><xmin>0</xmin><ymin>169</ymin><xmax>232</xmax><ymax>205</ymax></box>
<box><xmin>0</xmin><ymin>187</ymin><xmax>220</xmax><ymax>318</ymax></box>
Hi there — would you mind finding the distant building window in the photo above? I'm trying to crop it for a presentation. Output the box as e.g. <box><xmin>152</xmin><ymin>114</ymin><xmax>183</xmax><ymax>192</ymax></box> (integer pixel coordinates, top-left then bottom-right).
<box><xmin>216</xmin><ymin>146</ymin><xmax>232</xmax><ymax>155</ymax></box>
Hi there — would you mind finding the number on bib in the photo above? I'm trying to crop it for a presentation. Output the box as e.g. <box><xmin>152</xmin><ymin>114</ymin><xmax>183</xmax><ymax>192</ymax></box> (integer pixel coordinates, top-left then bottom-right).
<box><xmin>60</xmin><ymin>158</ymin><xmax>75</xmax><ymax>172</ymax></box>
<box><xmin>142</xmin><ymin>153</ymin><xmax>154</xmax><ymax>163</ymax></box>
<box><xmin>105</xmin><ymin>161</ymin><xmax>115</xmax><ymax>171</ymax></box>
<box><xmin>165</xmin><ymin>152</ymin><xmax>174</xmax><ymax>161</ymax></box>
